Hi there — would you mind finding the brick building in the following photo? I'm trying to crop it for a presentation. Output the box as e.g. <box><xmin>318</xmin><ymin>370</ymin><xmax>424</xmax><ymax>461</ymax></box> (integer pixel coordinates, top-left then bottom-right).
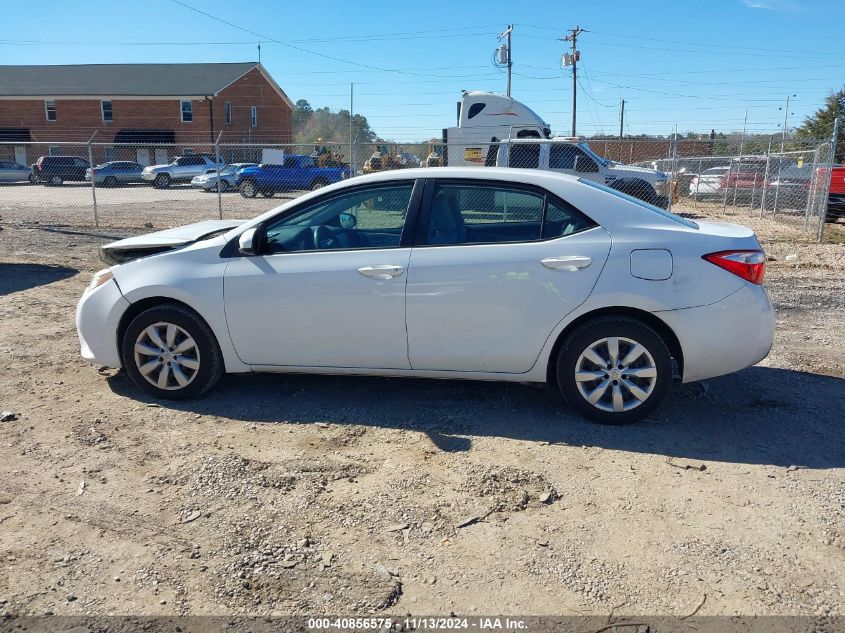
<box><xmin>0</xmin><ymin>62</ymin><xmax>293</xmax><ymax>165</ymax></box>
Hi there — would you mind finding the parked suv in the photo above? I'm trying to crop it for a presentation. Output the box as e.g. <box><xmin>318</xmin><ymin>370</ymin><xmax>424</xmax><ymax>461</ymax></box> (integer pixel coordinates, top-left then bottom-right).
<box><xmin>141</xmin><ymin>154</ymin><xmax>224</xmax><ymax>188</ymax></box>
<box><xmin>33</xmin><ymin>156</ymin><xmax>91</xmax><ymax>186</ymax></box>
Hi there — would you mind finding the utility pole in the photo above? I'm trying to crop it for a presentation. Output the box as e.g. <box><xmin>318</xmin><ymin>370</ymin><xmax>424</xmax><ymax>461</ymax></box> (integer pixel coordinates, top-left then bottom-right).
<box><xmin>780</xmin><ymin>93</ymin><xmax>796</xmax><ymax>152</ymax></box>
<box><xmin>257</xmin><ymin>42</ymin><xmax>261</xmax><ymax>64</ymax></box>
<box><xmin>498</xmin><ymin>25</ymin><xmax>513</xmax><ymax>97</ymax></box>
<box><xmin>619</xmin><ymin>99</ymin><xmax>625</xmax><ymax>139</ymax></box>
<box><xmin>349</xmin><ymin>83</ymin><xmax>354</xmax><ymax>176</ymax></box>
<box><xmin>562</xmin><ymin>26</ymin><xmax>585</xmax><ymax>137</ymax></box>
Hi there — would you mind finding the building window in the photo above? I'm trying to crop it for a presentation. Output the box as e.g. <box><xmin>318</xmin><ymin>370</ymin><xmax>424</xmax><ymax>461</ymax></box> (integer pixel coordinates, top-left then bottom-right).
<box><xmin>45</xmin><ymin>100</ymin><xmax>57</xmax><ymax>121</ymax></box>
<box><xmin>180</xmin><ymin>100</ymin><xmax>193</xmax><ymax>123</ymax></box>
<box><xmin>104</xmin><ymin>147</ymin><xmax>117</xmax><ymax>162</ymax></box>
<box><xmin>101</xmin><ymin>100</ymin><xmax>113</xmax><ymax>122</ymax></box>
<box><xmin>225</xmin><ymin>102</ymin><xmax>232</xmax><ymax>125</ymax></box>
<box><xmin>250</xmin><ymin>105</ymin><xmax>258</xmax><ymax>128</ymax></box>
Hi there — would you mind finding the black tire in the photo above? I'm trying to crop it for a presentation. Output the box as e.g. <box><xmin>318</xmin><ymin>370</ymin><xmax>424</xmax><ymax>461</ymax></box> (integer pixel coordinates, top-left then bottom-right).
<box><xmin>555</xmin><ymin>317</ymin><xmax>673</xmax><ymax>425</ymax></box>
<box><xmin>104</xmin><ymin>176</ymin><xmax>118</xmax><ymax>187</ymax></box>
<box><xmin>218</xmin><ymin>179</ymin><xmax>229</xmax><ymax>193</ymax></box>
<box><xmin>239</xmin><ymin>179</ymin><xmax>258</xmax><ymax>198</ymax></box>
<box><xmin>154</xmin><ymin>173</ymin><xmax>171</xmax><ymax>189</ymax></box>
<box><xmin>48</xmin><ymin>175</ymin><xmax>63</xmax><ymax>186</ymax></box>
<box><xmin>28</xmin><ymin>173</ymin><xmax>37</xmax><ymax>184</ymax></box>
<box><xmin>310</xmin><ymin>178</ymin><xmax>328</xmax><ymax>191</ymax></box>
<box><xmin>121</xmin><ymin>304</ymin><xmax>224</xmax><ymax>400</ymax></box>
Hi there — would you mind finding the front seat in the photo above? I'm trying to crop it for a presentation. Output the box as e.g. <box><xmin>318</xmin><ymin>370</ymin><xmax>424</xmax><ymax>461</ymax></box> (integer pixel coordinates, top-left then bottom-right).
<box><xmin>428</xmin><ymin>190</ymin><xmax>465</xmax><ymax>245</ymax></box>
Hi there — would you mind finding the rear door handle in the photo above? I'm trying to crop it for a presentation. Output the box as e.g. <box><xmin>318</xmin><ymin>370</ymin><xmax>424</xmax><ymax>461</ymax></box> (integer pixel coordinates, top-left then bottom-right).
<box><xmin>357</xmin><ymin>265</ymin><xmax>405</xmax><ymax>280</ymax></box>
<box><xmin>541</xmin><ymin>256</ymin><xmax>592</xmax><ymax>271</ymax></box>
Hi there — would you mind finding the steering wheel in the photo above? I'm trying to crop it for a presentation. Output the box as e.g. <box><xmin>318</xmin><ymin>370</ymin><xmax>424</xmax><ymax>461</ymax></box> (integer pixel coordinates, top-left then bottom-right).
<box><xmin>312</xmin><ymin>225</ymin><xmax>339</xmax><ymax>250</ymax></box>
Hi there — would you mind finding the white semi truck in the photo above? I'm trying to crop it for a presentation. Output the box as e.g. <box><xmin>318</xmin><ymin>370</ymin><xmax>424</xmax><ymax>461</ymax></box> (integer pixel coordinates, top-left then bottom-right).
<box><xmin>442</xmin><ymin>91</ymin><xmax>670</xmax><ymax>207</ymax></box>
<box><xmin>442</xmin><ymin>91</ymin><xmax>551</xmax><ymax>167</ymax></box>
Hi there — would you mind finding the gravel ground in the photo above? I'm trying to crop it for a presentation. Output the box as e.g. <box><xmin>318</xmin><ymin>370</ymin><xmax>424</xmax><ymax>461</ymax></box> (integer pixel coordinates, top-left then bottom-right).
<box><xmin>0</xmin><ymin>207</ymin><xmax>843</xmax><ymax>619</ymax></box>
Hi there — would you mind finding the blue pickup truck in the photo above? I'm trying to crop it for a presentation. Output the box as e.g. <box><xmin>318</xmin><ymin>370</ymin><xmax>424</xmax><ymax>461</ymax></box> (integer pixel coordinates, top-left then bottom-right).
<box><xmin>235</xmin><ymin>155</ymin><xmax>350</xmax><ymax>198</ymax></box>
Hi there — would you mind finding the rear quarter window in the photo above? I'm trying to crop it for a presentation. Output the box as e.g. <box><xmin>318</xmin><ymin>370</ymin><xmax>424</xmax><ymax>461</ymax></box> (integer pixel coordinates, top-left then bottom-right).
<box><xmin>579</xmin><ymin>178</ymin><xmax>699</xmax><ymax>229</ymax></box>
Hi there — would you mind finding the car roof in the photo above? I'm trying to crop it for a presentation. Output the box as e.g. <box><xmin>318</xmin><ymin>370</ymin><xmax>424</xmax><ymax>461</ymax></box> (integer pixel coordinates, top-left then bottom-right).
<box><xmin>226</xmin><ymin>166</ymin><xmax>698</xmax><ymax>243</ymax></box>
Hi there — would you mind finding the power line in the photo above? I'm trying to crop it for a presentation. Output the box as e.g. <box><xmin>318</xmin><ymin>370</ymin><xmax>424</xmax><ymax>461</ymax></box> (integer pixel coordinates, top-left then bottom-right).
<box><xmin>167</xmin><ymin>0</ymin><xmax>486</xmax><ymax>79</ymax></box>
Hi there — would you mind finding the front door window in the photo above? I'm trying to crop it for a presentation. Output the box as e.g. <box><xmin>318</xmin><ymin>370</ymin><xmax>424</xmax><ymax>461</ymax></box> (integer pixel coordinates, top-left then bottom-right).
<box><xmin>261</xmin><ymin>183</ymin><xmax>413</xmax><ymax>254</ymax></box>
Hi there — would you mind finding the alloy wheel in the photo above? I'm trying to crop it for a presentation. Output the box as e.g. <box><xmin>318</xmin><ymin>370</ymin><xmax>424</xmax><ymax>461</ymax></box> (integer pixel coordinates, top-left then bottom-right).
<box><xmin>574</xmin><ymin>336</ymin><xmax>658</xmax><ymax>413</ymax></box>
<box><xmin>133</xmin><ymin>322</ymin><xmax>201</xmax><ymax>391</ymax></box>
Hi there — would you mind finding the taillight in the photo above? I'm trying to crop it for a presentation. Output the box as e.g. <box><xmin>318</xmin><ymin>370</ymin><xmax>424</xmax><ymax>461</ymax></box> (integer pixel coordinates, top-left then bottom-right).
<box><xmin>703</xmin><ymin>250</ymin><xmax>766</xmax><ymax>284</ymax></box>
<box><xmin>36</xmin><ymin>157</ymin><xmax>44</xmax><ymax>167</ymax></box>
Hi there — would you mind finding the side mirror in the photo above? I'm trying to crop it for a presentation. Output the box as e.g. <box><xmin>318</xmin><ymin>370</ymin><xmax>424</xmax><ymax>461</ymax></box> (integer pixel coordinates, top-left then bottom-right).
<box><xmin>238</xmin><ymin>227</ymin><xmax>258</xmax><ymax>256</ymax></box>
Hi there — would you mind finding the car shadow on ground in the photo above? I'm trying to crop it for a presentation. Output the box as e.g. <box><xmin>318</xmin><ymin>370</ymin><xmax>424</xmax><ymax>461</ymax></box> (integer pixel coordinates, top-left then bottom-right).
<box><xmin>106</xmin><ymin>365</ymin><xmax>844</xmax><ymax>469</ymax></box>
<box><xmin>0</xmin><ymin>263</ymin><xmax>78</xmax><ymax>296</ymax></box>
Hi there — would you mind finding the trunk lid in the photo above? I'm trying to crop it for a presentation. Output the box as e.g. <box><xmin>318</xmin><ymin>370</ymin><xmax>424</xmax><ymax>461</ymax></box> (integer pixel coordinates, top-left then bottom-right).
<box><xmin>100</xmin><ymin>219</ymin><xmax>245</xmax><ymax>265</ymax></box>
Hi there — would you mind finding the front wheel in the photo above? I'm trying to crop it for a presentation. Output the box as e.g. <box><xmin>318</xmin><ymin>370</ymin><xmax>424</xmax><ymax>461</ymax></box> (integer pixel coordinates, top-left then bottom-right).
<box><xmin>239</xmin><ymin>179</ymin><xmax>257</xmax><ymax>198</ymax></box>
<box><xmin>121</xmin><ymin>304</ymin><xmax>224</xmax><ymax>400</ymax></box>
<box><xmin>154</xmin><ymin>173</ymin><xmax>171</xmax><ymax>188</ymax></box>
<box><xmin>556</xmin><ymin>317</ymin><xmax>673</xmax><ymax>425</ymax></box>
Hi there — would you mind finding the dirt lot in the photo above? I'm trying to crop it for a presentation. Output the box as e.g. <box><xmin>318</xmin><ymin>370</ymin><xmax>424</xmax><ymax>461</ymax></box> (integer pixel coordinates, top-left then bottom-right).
<box><xmin>0</xmin><ymin>207</ymin><xmax>843</xmax><ymax>619</ymax></box>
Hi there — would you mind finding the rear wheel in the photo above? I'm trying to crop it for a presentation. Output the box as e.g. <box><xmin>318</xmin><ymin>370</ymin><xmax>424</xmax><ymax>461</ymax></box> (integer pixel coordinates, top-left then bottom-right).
<box><xmin>239</xmin><ymin>179</ymin><xmax>257</xmax><ymax>198</ymax></box>
<box><xmin>122</xmin><ymin>304</ymin><xmax>223</xmax><ymax>400</ymax></box>
<box><xmin>154</xmin><ymin>173</ymin><xmax>171</xmax><ymax>188</ymax></box>
<box><xmin>28</xmin><ymin>173</ymin><xmax>37</xmax><ymax>184</ymax></box>
<box><xmin>310</xmin><ymin>178</ymin><xmax>328</xmax><ymax>191</ymax></box>
<box><xmin>104</xmin><ymin>176</ymin><xmax>118</xmax><ymax>187</ymax></box>
<box><xmin>556</xmin><ymin>317</ymin><xmax>672</xmax><ymax>425</ymax></box>
<box><xmin>49</xmin><ymin>175</ymin><xmax>64</xmax><ymax>186</ymax></box>
<box><xmin>218</xmin><ymin>179</ymin><xmax>229</xmax><ymax>193</ymax></box>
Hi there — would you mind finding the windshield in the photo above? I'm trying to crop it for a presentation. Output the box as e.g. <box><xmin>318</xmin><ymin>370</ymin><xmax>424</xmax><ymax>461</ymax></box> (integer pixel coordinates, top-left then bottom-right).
<box><xmin>578</xmin><ymin>178</ymin><xmax>699</xmax><ymax>229</ymax></box>
<box><xmin>578</xmin><ymin>143</ymin><xmax>611</xmax><ymax>167</ymax></box>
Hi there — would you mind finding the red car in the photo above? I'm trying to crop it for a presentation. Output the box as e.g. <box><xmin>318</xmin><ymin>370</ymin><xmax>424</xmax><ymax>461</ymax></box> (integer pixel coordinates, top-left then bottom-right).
<box><xmin>720</xmin><ymin>156</ymin><xmax>768</xmax><ymax>201</ymax></box>
<box><xmin>825</xmin><ymin>164</ymin><xmax>845</xmax><ymax>221</ymax></box>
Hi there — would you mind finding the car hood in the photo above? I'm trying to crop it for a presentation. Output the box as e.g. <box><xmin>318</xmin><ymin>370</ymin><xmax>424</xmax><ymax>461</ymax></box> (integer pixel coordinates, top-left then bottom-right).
<box><xmin>608</xmin><ymin>164</ymin><xmax>667</xmax><ymax>180</ymax></box>
<box><xmin>143</xmin><ymin>163</ymin><xmax>172</xmax><ymax>171</ymax></box>
<box><xmin>100</xmin><ymin>219</ymin><xmax>246</xmax><ymax>265</ymax></box>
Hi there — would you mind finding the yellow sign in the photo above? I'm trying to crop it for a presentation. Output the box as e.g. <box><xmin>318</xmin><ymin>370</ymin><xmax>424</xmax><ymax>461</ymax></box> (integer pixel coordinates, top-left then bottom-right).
<box><xmin>797</xmin><ymin>156</ymin><xmax>804</xmax><ymax>167</ymax></box>
<box><xmin>464</xmin><ymin>147</ymin><xmax>483</xmax><ymax>163</ymax></box>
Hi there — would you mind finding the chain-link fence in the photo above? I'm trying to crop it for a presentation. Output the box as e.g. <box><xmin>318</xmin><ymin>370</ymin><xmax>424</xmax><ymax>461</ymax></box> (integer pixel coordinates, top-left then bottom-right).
<box><xmin>0</xmin><ymin>138</ymin><xmax>839</xmax><ymax>244</ymax></box>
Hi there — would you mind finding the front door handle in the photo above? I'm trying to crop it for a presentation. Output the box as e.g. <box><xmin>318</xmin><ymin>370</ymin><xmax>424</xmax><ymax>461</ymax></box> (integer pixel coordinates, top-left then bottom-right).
<box><xmin>541</xmin><ymin>256</ymin><xmax>592</xmax><ymax>271</ymax></box>
<box><xmin>357</xmin><ymin>265</ymin><xmax>405</xmax><ymax>280</ymax></box>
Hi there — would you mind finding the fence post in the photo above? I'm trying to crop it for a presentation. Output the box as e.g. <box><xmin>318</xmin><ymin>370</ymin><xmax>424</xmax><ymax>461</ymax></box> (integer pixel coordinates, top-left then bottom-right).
<box><xmin>804</xmin><ymin>147</ymin><xmax>820</xmax><ymax>231</ymax></box>
<box><xmin>214</xmin><ymin>132</ymin><xmax>223</xmax><ymax>220</ymax></box>
<box><xmin>668</xmin><ymin>130</ymin><xmax>678</xmax><ymax>213</ymax></box>
<box><xmin>692</xmin><ymin>158</ymin><xmax>702</xmax><ymax>210</ymax></box>
<box><xmin>759</xmin><ymin>139</ymin><xmax>772</xmax><ymax>217</ymax></box>
<box><xmin>87</xmin><ymin>133</ymin><xmax>99</xmax><ymax>227</ymax></box>
<box><xmin>817</xmin><ymin>117</ymin><xmax>840</xmax><ymax>242</ymax></box>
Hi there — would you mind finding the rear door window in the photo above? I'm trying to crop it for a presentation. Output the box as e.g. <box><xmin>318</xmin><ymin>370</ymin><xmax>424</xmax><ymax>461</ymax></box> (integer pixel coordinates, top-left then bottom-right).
<box><xmin>423</xmin><ymin>181</ymin><xmax>595</xmax><ymax>246</ymax></box>
<box><xmin>508</xmin><ymin>144</ymin><xmax>540</xmax><ymax>169</ymax></box>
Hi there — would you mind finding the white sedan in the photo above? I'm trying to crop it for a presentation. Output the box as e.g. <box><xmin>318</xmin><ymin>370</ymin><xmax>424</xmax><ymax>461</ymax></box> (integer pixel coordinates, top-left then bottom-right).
<box><xmin>76</xmin><ymin>168</ymin><xmax>774</xmax><ymax>424</ymax></box>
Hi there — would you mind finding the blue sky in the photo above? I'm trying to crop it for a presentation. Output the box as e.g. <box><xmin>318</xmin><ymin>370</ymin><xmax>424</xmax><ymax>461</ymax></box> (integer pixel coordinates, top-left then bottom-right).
<box><xmin>3</xmin><ymin>0</ymin><xmax>843</xmax><ymax>141</ymax></box>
